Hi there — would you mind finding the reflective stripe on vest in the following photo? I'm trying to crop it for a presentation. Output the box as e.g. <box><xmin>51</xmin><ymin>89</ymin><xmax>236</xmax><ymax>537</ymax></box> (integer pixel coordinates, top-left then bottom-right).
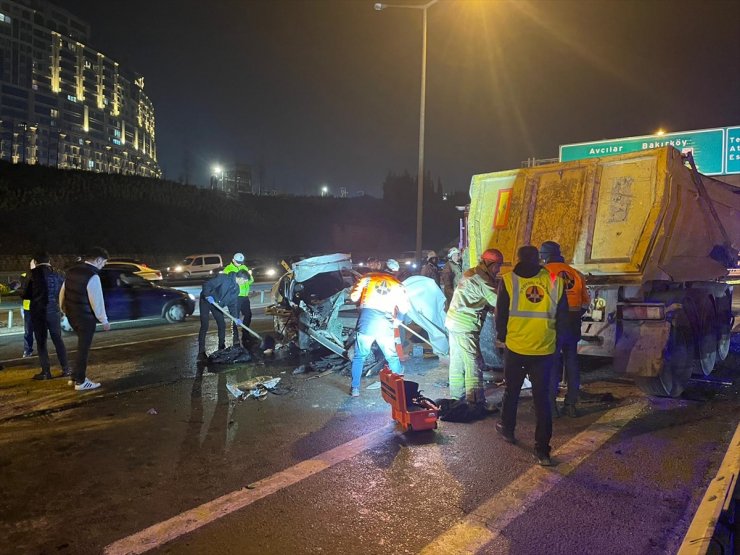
<box><xmin>502</xmin><ymin>269</ymin><xmax>562</xmax><ymax>356</ymax></box>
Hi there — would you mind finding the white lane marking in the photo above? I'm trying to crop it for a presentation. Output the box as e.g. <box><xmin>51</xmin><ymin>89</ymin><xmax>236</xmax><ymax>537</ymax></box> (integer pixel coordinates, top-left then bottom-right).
<box><xmin>419</xmin><ymin>400</ymin><xmax>647</xmax><ymax>554</ymax></box>
<box><xmin>103</xmin><ymin>425</ymin><xmax>394</xmax><ymax>555</ymax></box>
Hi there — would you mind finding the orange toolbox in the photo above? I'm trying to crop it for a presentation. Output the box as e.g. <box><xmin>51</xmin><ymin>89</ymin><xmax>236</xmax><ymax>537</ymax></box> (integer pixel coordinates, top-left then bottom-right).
<box><xmin>380</xmin><ymin>367</ymin><xmax>439</xmax><ymax>432</ymax></box>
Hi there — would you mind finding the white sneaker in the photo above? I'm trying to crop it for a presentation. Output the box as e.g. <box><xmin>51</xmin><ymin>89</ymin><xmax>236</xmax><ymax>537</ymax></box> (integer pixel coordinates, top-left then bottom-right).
<box><xmin>74</xmin><ymin>378</ymin><xmax>101</xmax><ymax>391</ymax></box>
<box><xmin>522</xmin><ymin>377</ymin><xmax>533</xmax><ymax>390</ymax></box>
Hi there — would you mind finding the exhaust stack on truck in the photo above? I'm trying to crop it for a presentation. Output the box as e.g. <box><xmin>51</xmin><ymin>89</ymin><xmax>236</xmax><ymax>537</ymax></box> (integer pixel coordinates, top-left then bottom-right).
<box><xmin>466</xmin><ymin>146</ymin><xmax>739</xmax><ymax>397</ymax></box>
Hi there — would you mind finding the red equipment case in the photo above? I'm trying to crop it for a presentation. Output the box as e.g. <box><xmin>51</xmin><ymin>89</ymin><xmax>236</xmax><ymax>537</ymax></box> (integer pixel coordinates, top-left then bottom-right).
<box><xmin>380</xmin><ymin>367</ymin><xmax>439</xmax><ymax>432</ymax></box>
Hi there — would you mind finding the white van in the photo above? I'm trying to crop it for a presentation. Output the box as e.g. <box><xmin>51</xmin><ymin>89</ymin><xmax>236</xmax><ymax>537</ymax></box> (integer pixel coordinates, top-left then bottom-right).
<box><xmin>167</xmin><ymin>254</ymin><xmax>223</xmax><ymax>279</ymax></box>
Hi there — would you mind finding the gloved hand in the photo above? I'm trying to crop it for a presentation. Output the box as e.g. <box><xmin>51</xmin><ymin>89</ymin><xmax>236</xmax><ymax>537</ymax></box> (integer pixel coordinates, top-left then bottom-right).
<box><xmin>235</xmin><ymin>318</ymin><xmax>243</xmax><ymax>326</ymax></box>
<box><xmin>206</xmin><ymin>296</ymin><xmax>215</xmax><ymax>304</ymax></box>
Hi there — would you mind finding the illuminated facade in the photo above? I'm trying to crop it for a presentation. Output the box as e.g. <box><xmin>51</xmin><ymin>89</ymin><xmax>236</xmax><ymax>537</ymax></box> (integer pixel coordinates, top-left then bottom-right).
<box><xmin>0</xmin><ymin>0</ymin><xmax>161</xmax><ymax>177</ymax></box>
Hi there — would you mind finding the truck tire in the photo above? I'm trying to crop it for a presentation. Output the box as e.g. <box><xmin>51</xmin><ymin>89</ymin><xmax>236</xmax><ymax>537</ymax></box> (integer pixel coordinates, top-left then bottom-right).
<box><xmin>697</xmin><ymin>296</ymin><xmax>718</xmax><ymax>376</ymax></box>
<box><xmin>635</xmin><ymin>314</ymin><xmax>695</xmax><ymax>398</ymax></box>
<box><xmin>716</xmin><ymin>292</ymin><xmax>733</xmax><ymax>362</ymax></box>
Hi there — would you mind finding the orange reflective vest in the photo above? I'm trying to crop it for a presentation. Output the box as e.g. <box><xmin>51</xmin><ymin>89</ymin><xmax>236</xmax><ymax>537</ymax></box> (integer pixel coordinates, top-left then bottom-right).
<box><xmin>545</xmin><ymin>262</ymin><xmax>590</xmax><ymax>312</ymax></box>
<box><xmin>350</xmin><ymin>272</ymin><xmax>409</xmax><ymax>315</ymax></box>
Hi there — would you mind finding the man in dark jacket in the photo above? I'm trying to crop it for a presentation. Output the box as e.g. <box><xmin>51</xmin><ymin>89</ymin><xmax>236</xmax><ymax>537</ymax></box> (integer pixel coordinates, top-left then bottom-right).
<box><xmin>23</xmin><ymin>253</ymin><xmax>70</xmax><ymax>380</ymax></box>
<box><xmin>60</xmin><ymin>247</ymin><xmax>110</xmax><ymax>391</ymax></box>
<box><xmin>495</xmin><ymin>245</ymin><xmax>569</xmax><ymax>466</ymax></box>
<box><xmin>197</xmin><ymin>270</ymin><xmax>251</xmax><ymax>359</ymax></box>
<box><xmin>420</xmin><ymin>250</ymin><xmax>441</xmax><ymax>286</ymax></box>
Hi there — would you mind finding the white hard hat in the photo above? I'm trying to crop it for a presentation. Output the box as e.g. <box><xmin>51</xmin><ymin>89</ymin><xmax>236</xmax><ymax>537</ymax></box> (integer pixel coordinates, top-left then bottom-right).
<box><xmin>233</xmin><ymin>252</ymin><xmax>245</xmax><ymax>263</ymax></box>
<box><xmin>386</xmin><ymin>259</ymin><xmax>400</xmax><ymax>272</ymax></box>
<box><xmin>448</xmin><ymin>247</ymin><xmax>460</xmax><ymax>258</ymax></box>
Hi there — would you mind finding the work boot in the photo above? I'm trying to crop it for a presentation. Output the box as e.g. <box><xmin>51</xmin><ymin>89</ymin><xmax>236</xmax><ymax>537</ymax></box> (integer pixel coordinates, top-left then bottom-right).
<box><xmin>350</xmin><ymin>387</ymin><xmax>360</xmax><ymax>397</ymax></box>
<box><xmin>32</xmin><ymin>371</ymin><xmax>52</xmax><ymax>380</ymax></box>
<box><xmin>535</xmin><ymin>452</ymin><xmax>554</xmax><ymax>467</ymax></box>
<box><xmin>563</xmin><ymin>404</ymin><xmax>579</xmax><ymax>418</ymax></box>
<box><xmin>495</xmin><ymin>421</ymin><xmax>516</xmax><ymax>444</ymax></box>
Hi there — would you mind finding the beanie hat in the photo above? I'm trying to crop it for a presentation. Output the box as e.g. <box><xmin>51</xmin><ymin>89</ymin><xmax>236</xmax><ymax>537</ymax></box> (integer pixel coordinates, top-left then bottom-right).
<box><xmin>517</xmin><ymin>245</ymin><xmax>540</xmax><ymax>265</ymax></box>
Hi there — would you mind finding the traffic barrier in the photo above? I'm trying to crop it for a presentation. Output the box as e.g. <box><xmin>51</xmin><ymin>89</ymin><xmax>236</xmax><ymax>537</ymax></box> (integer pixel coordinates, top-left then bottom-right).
<box><xmin>677</xmin><ymin>422</ymin><xmax>740</xmax><ymax>554</ymax></box>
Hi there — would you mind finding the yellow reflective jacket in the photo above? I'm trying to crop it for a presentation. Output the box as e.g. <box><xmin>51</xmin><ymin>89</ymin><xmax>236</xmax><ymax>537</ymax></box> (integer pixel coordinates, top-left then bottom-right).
<box><xmin>501</xmin><ymin>268</ymin><xmax>564</xmax><ymax>356</ymax></box>
<box><xmin>223</xmin><ymin>262</ymin><xmax>254</xmax><ymax>296</ymax></box>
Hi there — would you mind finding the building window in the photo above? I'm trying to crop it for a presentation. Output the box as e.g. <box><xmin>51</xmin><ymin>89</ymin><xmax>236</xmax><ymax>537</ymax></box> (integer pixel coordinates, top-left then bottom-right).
<box><xmin>67</xmin><ymin>94</ymin><xmax>77</xmax><ymax>102</ymax></box>
<box><xmin>0</xmin><ymin>13</ymin><xmax>11</xmax><ymax>24</ymax></box>
<box><xmin>50</xmin><ymin>108</ymin><xmax>59</xmax><ymax>117</ymax></box>
<box><xmin>87</xmin><ymin>160</ymin><xmax>94</xmax><ymax>169</ymax></box>
<box><xmin>112</xmin><ymin>138</ymin><xmax>121</xmax><ymax>145</ymax></box>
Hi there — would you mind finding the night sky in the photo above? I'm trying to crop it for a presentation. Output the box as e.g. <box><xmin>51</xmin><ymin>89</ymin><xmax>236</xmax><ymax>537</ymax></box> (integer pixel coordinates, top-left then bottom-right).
<box><xmin>62</xmin><ymin>0</ymin><xmax>740</xmax><ymax>195</ymax></box>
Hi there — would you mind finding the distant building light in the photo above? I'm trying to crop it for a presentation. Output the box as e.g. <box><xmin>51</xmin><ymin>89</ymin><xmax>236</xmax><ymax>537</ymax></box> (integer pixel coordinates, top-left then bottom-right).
<box><xmin>112</xmin><ymin>138</ymin><xmax>121</xmax><ymax>146</ymax></box>
<box><xmin>67</xmin><ymin>95</ymin><xmax>77</xmax><ymax>103</ymax></box>
<box><xmin>0</xmin><ymin>12</ymin><xmax>11</xmax><ymax>24</ymax></box>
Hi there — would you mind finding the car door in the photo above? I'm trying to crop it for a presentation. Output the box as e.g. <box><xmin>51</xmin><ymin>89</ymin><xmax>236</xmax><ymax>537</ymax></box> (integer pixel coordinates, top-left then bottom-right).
<box><xmin>119</xmin><ymin>273</ymin><xmax>163</xmax><ymax>319</ymax></box>
<box><xmin>190</xmin><ymin>257</ymin><xmax>204</xmax><ymax>276</ymax></box>
<box><xmin>99</xmin><ymin>269</ymin><xmax>132</xmax><ymax>321</ymax></box>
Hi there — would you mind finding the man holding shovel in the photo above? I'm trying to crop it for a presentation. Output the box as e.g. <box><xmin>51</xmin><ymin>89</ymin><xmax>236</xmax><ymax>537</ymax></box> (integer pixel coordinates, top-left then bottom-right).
<box><xmin>197</xmin><ymin>270</ymin><xmax>251</xmax><ymax>360</ymax></box>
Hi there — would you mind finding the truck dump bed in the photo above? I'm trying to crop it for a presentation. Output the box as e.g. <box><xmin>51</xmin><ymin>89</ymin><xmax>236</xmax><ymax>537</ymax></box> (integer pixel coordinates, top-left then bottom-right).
<box><xmin>468</xmin><ymin>146</ymin><xmax>739</xmax><ymax>282</ymax></box>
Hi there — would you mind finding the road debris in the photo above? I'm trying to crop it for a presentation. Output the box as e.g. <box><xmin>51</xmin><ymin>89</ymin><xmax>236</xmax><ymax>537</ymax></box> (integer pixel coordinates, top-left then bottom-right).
<box><xmin>146</xmin><ymin>408</ymin><xmax>158</xmax><ymax>415</ymax></box>
<box><xmin>226</xmin><ymin>376</ymin><xmax>282</xmax><ymax>401</ymax></box>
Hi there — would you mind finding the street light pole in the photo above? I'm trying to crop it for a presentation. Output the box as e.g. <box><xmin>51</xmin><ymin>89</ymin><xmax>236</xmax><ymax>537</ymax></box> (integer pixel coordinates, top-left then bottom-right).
<box><xmin>374</xmin><ymin>0</ymin><xmax>438</xmax><ymax>268</ymax></box>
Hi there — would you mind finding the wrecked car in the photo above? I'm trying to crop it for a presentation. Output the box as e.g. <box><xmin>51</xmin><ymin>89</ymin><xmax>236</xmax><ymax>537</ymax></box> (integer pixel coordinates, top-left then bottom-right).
<box><xmin>267</xmin><ymin>253</ymin><xmax>449</xmax><ymax>359</ymax></box>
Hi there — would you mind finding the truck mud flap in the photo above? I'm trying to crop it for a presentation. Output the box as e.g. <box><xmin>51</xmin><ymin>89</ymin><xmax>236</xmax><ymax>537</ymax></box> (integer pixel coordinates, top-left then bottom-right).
<box><xmin>614</xmin><ymin>321</ymin><xmax>671</xmax><ymax>377</ymax></box>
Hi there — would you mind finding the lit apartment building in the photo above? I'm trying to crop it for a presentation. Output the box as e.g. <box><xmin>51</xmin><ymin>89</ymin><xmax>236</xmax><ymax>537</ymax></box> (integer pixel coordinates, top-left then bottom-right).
<box><xmin>0</xmin><ymin>0</ymin><xmax>161</xmax><ymax>177</ymax></box>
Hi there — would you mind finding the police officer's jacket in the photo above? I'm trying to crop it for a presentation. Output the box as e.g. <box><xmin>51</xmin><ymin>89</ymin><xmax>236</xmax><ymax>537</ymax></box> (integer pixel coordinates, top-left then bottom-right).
<box><xmin>223</xmin><ymin>262</ymin><xmax>254</xmax><ymax>297</ymax></box>
<box><xmin>201</xmin><ymin>273</ymin><xmax>239</xmax><ymax>313</ymax></box>
<box><xmin>445</xmin><ymin>266</ymin><xmax>498</xmax><ymax>333</ymax></box>
<box><xmin>23</xmin><ymin>264</ymin><xmax>64</xmax><ymax>315</ymax></box>
<box><xmin>496</xmin><ymin>261</ymin><xmax>568</xmax><ymax>356</ymax></box>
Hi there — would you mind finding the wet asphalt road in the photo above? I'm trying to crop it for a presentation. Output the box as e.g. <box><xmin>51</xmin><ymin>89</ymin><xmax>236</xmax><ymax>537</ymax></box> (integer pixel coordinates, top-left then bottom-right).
<box><xmin>0</xmin><ymin>315</ymin><xmax>738</xmax><ymax>555</ymax></box>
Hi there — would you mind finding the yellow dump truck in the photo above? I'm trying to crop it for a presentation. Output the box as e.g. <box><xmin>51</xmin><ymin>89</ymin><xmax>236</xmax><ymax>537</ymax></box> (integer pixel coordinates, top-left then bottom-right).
<box><xmin>467</xmin><ymin>146</ymin><xmax>740</xmax><ymax>397</ymax></box>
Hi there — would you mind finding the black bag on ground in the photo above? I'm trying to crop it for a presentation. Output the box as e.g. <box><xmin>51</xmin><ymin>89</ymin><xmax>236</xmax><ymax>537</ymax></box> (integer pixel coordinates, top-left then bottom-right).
<box><xmin>435</xmin><ymin>398</ymin><xmax>487</xmax><ymax>422</ymax></box>
<box><xmin>207</xmin><ymin>346</ymin><xmax>252</xmax><ymax>364</ymax></box>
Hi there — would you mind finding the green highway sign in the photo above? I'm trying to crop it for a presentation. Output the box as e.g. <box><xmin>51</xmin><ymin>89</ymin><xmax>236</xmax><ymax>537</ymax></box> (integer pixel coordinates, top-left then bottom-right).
<box><xmin>559</xmin><ymin>128</ymin><xmax>728</xmax><ymax>175</ymax></box>
<box><xmin>726</xmin><ymin>126</ymin><xmax>740</xmax><ymax>175</ymax></box>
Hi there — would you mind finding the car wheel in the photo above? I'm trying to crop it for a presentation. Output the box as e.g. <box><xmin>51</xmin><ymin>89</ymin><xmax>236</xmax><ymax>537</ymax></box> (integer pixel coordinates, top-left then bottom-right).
<box><xmin>183</xmin><ymin>271</ymin><xmax>191</xmax><ymax>279</ymax></box>
<box><xmin>165</xmin><ymin>302</ymin><xmax>187</xmax><ymax>323</ymax></box>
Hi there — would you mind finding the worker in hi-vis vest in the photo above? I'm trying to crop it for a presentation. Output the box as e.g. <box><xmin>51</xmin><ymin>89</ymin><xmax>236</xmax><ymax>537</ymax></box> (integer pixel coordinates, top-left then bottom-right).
<box><xmin>349</xmin><ymin>272</ymin><xmax>410</xmax><ymax>398</ymax></box>
<box><xmin>540</xmin><ymin>241</ymin><xmax>590</xmax><ymax>418</ymax></box>
<box><xmin>223</xmin><ymin>252</ymin><xmax>254</xmax><ymax>347</ymax></box>
<box><xmin>495</xmin><ymin>245</ymin><xmax>568</xmax><ymax>467</ymax></box>
<box><xmin>444</xmin><ymin>248</ymin><xmax>504</xmax><ymax>407</ymax></box>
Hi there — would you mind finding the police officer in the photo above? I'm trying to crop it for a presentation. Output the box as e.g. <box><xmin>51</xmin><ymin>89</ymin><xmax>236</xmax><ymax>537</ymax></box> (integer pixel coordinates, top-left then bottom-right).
<box><xmin>540</xmin><ymin>241</ymin><xmax>590</xmax><ymax>418</ymax></box>
<box><xmin>197</xmin><ymin>270</ymin><xmax>251</xmax><ymax>360</ymax></box>
<box><xmin>445</xmin><ymin>248</ymin><xmax>503</xmax><ymax>407</ymax></box>
<box><xmin>495</xmin><ymin>245</ymin><xmax>568</xmax><ymax>466</ymax></box>
<box><xmin>223</xmin><ymin>253</ymin><xmax>255</xmax><ymax>347</ymax></box>
<box><xmin>349</xmin><ymin>270</ymin><xmax>410</xmax><ymax>397</ymax></box>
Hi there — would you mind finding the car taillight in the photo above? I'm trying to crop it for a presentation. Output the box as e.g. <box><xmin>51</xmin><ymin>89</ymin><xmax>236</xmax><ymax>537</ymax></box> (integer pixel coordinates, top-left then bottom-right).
<box><xmin>620</xmin><ymin>304</ymin><xmax>665</xmax><ymax>320</ymax></box>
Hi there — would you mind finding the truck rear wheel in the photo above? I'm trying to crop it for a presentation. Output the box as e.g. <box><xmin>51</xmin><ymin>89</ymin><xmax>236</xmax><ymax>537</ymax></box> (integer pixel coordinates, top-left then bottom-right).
<box><xmin>697</xmin><ymin>296</ymin><xmax>718</xmax><ymax>376</ymax></box>
<box><xmin>635</xmin><ymin>317</ymin><xmax>695</xmax><ymax>398</ymax></box>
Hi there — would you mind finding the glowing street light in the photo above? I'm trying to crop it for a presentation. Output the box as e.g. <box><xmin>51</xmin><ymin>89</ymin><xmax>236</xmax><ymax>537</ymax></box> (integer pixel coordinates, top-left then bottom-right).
<box><xmin>374</xmin><ymin>0</ymin><xmax>439</xmax><ymax>268</ymax></box>
<box><xmin>321</xmin><ymin>185</ymin><xmax>329</xmax><ymax>197</ymax></box>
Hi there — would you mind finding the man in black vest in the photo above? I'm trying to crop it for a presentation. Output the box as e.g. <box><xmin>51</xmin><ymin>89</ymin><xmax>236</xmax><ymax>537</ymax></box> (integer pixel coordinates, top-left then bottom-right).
<box><xmin>22</xmin><ymin>252</ymin><xmax>70</xmax><ymax>380</ymax></box>
<box><xmin>60</xmin><ymin>247</ymin><xmax>110</xmax><ymax>391</ymax></box>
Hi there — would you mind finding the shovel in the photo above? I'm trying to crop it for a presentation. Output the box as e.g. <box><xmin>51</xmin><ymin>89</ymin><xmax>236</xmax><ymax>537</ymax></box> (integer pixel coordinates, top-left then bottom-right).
<box><xmin>210</xmin><ymin>300</ymin><xmax>263</xmax><ymax>341</ymax></box>
<box><xmin>397</xmin><ymin>321</ymin><xmax>434</xmax><ymax>348</ymax></box>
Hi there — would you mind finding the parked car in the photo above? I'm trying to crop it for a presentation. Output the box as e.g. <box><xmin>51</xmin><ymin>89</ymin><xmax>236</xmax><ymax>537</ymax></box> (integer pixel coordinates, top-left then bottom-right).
<box><xmin>62</xmin><ymin>268</ymin><xmax>195</xmax><ymax>330</ymax></box>
<box><xmin>106</xmin><ymin>258</ymin><xmax>163</xmax><ymax>281</ymax></box>
<box><xmin>166</xmin><ymin>254</ymin><xmax>223</xmax><ymax>279</ymax></box>
<box><xmin>245</xmin><ymin>259</ymin><xmax>280</xmax><ymax>281</ymax></box>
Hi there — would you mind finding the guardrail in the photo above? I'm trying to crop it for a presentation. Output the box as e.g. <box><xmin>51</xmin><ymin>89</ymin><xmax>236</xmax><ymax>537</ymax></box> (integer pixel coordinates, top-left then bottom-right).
<box><xmin>678</xmin><ymin>423</ymin><xmax>740</xmax><ymax>554</ymax></box>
